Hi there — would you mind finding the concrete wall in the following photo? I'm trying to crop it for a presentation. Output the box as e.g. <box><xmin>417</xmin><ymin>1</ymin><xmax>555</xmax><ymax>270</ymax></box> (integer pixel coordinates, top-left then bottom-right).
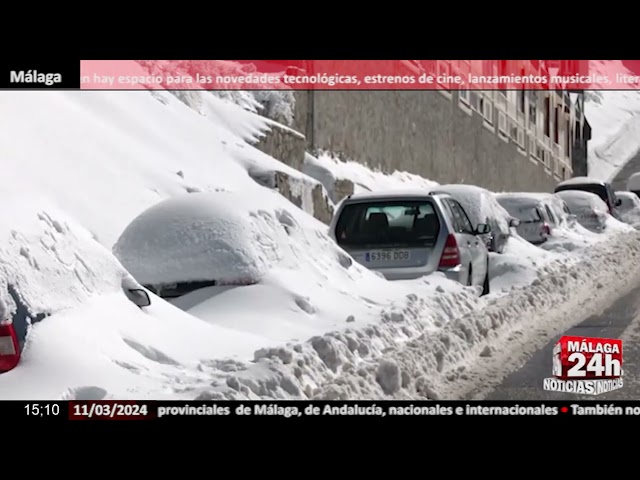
<box><xmin>293</xmin><ymin>91</ymin><xmax>558</xmax><ymax>193</ymax></box>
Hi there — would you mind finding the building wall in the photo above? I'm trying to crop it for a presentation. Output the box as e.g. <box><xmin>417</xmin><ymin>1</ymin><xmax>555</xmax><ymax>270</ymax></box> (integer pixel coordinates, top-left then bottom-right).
<box><xmin>293</xmin><ymin>90</ymin><xmax>570</xmax><ymax>193</ymax></box>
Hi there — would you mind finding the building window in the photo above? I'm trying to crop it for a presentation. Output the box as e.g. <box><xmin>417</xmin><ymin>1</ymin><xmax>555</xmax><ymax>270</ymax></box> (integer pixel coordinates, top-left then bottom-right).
<box><xmin>517</xmin><ymin>89</ymin><xmax>525</xmax><ymax>113</ymax></box>
<box><xmin>565</xmin><ymin>119</ymin><xmax>570</xmax><ymax>157</ymax></box>
<box><xmin>554</xmin><ymin>106</ymin><xmax>559</xmax><ymax>144</ymax></box>
<box><xmin>543</xmin><ymin>97</ymin><xmax>550</xmax><ymax>137</ymax></box>
<box><xmin>530</xmin><ymin>135</ymin><xmax>537</xmax><ymax>157</ymax></box>
<box><xmin>498</xmin><ymin>111</ymin><xmax>508</xmax><ymax>136</ymax></box>
<box><xmin>517</xmin><ymin>127</ymin><xmax>525</xmax><ymax>148</ymax></box>
<box><xmin>469</xmin><ymin>91</ymin><xmax>479</xmax><ymax>111</ymax></box>
<box><xmin>482</xmin><ymin>96</ymin><xmax>493</xmax><ymax>124</ymax></box>
<box><xmin>528</xmin><ymin>92</ymin><xmax>537</xmax><ymax>130</ymax></box>
<box><xmin>459</xmin><ymin>89</ymin><xmax>470</xmax><ymax>106</ymax></box>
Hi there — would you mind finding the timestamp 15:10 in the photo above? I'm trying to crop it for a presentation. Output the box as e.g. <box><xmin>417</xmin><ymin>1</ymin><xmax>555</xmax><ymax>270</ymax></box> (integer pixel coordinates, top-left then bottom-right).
<box><xmin>24</xmin><ymin>404</ymin><xmax>61</xmax><ymax>416</ymax></box>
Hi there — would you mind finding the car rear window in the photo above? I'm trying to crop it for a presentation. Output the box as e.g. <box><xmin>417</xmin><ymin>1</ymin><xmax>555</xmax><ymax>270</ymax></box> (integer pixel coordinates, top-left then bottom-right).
<box><xmin>555</xmin><ymin>184</ymin><xmax>608</xmax><ymax>204</ymax></box>
<box><xmin>335</xmin><ymin>200</ymin><xmax>440</xmax><ymax>248</ymax></box>
<box><xmin>497</xmin><ymin>199</ymin><xmax>541</xmax><ymax>222</ymax></box>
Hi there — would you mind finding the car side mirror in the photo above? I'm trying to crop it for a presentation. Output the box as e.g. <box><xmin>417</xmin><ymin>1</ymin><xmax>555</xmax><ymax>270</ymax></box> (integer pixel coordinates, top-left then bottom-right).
<box><xmin>475</xmin><ymin>223</ymin><xmax>491</xmax><ymax>235</ymax></box>
<box><xmin>509</xmin><ymin>218</ymin><xmax>520</xmax><ymax>227</ymax></box>
<box><xmin>615</xmin><ymin>199</ymin><xmax>622</xmax><ymax>207</ymax></box>
<box><xmin>127</xmin><ymin>288</ymin><xmax>151</xmax><ymax>308</ymax></box>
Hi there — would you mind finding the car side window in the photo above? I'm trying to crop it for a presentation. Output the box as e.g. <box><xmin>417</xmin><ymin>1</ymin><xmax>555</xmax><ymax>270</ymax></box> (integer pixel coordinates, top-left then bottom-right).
<box><xmin>536</xmin><ymin>207</ymin><xmax>547</xmax><ymax>222</ymax></box>
<box><xmin>450</xmin><ymin>200</ymin><xmax>475</xmax><ymax>234</ymax></box>
<box><xmin>544</xmin><ymin>205</ymin><xmax>556</xmax><ymax>224</ymax></box>
<box><xmin>440</xmin><ymin>199</ymin><xmax>461</xmax><ymax>231</ymax></box>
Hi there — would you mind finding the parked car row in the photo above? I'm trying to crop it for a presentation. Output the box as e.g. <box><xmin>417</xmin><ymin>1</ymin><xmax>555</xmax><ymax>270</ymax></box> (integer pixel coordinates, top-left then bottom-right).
<box><xmin>329</xmin><ymin>176</ymin><xmax>640</xmax><ymax>296</ymax></box>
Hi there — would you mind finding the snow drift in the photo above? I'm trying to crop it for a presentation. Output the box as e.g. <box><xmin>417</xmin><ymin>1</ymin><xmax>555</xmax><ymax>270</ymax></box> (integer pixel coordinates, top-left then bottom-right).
<box><xmin>586</xmin><ymin>61</ymin><xmax>640</xmax><ymax>181</ymax></box>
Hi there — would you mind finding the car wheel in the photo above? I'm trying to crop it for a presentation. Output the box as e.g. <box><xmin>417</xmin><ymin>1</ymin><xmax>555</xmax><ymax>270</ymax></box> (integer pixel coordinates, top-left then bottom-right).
<box><xmin>481</xmin><ymin>264</ymin><xmax>490</xmax><ymax>296</ymax></box>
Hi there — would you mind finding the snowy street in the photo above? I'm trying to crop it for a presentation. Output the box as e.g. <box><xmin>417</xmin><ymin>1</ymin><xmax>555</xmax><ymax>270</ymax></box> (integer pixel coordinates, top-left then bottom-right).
<box><xmin>481</xmin><ymin>278</ymin><xmax>640</xmax><ymax>401</ymax></box>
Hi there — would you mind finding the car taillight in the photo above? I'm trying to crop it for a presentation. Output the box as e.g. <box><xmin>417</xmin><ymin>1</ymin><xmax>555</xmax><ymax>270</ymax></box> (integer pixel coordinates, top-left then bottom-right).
<box><xmin>439</xmin><ymin>234</ymin><xmax>461</xmax><ymax>268</ymax></box>
<box><xmin>542</xmin><ymin>223</ymin><xmax>551</xmax><ymax>236</ymax></box>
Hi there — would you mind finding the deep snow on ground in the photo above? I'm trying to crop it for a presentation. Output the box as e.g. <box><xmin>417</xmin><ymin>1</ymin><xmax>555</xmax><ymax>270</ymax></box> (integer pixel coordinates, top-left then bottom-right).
<box><xmin>0</xmin><ymin>90</ymin><xmax>429</xmax><ymax>399</ymax></box>
<box><xmin>191</xmin><ymin>228</ymin><xmax>640</xmax><ymax>401</ymax></box>
<box><xmin>1</xmin><ymin>89</ymin><xmax>638</xmax><ymax>400</ymax></box>
<box><xmin>586</xmin><ymin>61</ymin><xmax>640</xmax><ymax>181</ymax></box>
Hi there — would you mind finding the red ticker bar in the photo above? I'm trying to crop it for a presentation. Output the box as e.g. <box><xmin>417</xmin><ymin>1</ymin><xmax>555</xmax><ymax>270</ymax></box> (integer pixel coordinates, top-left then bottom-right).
<box><xmin>79</xmin><ymin>60</ymin><xmax>640</xmax><ymax>91</ymax></box>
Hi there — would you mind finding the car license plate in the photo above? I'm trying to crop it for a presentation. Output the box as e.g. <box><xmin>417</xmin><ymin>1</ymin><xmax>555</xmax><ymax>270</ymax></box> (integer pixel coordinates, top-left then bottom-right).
<box><xmin>366</xmin><ymin>250</ymin><xmax>411</xmax><ymax>262</ymax></box>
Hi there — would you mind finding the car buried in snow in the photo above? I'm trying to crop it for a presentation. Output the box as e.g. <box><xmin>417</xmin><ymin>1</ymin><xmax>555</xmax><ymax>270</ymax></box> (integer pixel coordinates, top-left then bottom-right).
<box><xmin>329</xmin><ymin>190</ymin><xmax>491</xmax><ymax>295</ymax></box>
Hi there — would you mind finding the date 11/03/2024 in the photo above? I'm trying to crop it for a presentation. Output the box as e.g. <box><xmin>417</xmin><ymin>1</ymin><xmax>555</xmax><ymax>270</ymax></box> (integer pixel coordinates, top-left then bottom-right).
<box><xmin>24</xmin><ymin>403</ymin><xmax>150</xmax><ymax>418</ymax></box>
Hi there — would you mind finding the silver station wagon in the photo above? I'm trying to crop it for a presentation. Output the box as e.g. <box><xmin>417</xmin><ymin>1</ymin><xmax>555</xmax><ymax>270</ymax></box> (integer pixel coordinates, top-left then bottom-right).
<box><xmin>329</xmin><ymin>190</ymin><xmax>491</xmax><ymax>295</ymax></box>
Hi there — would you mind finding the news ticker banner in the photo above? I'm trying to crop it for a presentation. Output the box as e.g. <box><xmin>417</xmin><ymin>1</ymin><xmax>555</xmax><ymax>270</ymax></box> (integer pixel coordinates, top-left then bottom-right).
<box><xmin>4</xmin><ymin>60</ymin><xmax>640</xmax><ymax>90</ymax></box>
<box><xmin>13</xmin><ymin>400</ymin><xmax>640</xmax><ymax>420</ymax></box>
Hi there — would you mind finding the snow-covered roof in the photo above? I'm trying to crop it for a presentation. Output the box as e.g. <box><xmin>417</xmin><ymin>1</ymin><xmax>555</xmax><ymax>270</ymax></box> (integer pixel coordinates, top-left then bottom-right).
<box><xmin>627</xmin><ymin>172</ymin><xmax>640</xmax><ymax>190</ymax></box>
<box><xmin>113</xmin><ymin>192</ymin><xmax>283</xmax><ymax>286</ymax></box>
<box><xmin>615</xmin><ymin>191</ymin><xmax>638</xmax><ymax>199</ymax></box>
<box><xmin>435</xmin><ymin>184</ymin><xmax>511</xmax><ymax>229</ymax></box>
<box><xmin>556</xmin><ymin>176</ymin><xmax>607</xmax><ymax>187</ymax></box>
<box><xmin>495</xmin><ymin>193</ymin><xmax>544</xmax><ymax>209</ymax></box>
<box><xmin>496</xmin><ymin>192</ymin><xmax>549</xmax><ymax>201</ymax></box>
<box><xmin>347</xmin><ymin>189</ymin><xmax>433</xmax><ymax>201</ymax></box>
<box><xmin>556</xmin><ymin>190</ymin><xmax>608</xmax><ymax>211</ymax></box>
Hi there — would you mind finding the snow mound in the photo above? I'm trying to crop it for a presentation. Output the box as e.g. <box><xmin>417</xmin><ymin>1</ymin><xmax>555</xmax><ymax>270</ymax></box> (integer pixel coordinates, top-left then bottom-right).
<box><xmin>0</xmin><ymin>195</ymin><xmax>129</xmax><ymax>317</ymax></box>
<box><xmin>113</xmin><ymin>192</ymin><xmax>285</xmax><ymax>286</ymax></box>
<box><xmin>489</xmin><ymin>235</ymin><xmax>558</xmax><ymax>291</ymax></box>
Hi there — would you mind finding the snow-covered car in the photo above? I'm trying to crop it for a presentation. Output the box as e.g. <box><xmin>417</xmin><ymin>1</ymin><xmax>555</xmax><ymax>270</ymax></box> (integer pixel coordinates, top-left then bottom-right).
<box><xmin>555</xmin><ymin>190</ymin><xmax>609</xmax><ymax>233</ymax></box>
<box><xmin>113</xmin><ymin>192</ymin><xmax>285</xmax><ymax>299</ymax></box>
<box><xmin>555</xmin><ymin>176</ymin><xmax>622</xmax><ymax>219</ymax></box>
<box><xmin>430</xmin><ymin>184</ymin><xmax>515</xmax><ymax>254</ymax></box>
<box><xmin>627</xmin><ymin>172</ymin><xmax>640</xmax><ymax>198</ymax></box>
<box><xmin>330</xmin><ymin>190</ymin><xmax>491</xmax><ymax>294</ymax></box>
<box><xmin>495</xmin><ymin>193</ymin><xmax>555</xmax><ymax>245</ymax></box>
<box><xmin>615</xmin><ymin>191</ymin><xmax>640</xmax><ymax>228</ymax></box>
<box><xmin>538</xmin><ymin>193</ymin><xmax>577</xmax><ymax>227</ymax></box>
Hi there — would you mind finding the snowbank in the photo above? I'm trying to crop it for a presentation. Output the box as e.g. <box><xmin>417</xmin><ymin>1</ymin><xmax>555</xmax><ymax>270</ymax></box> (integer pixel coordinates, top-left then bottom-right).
<box><xmin>303</xmin><ymin>151</ymin><xmax>438</xmax><ymax>198</ymax></box>
<box><xmin>585</xmin><ymin>61</ymin><xmax>640</xmax><ymax>180</ymax></box>
<box><xmin>0</xmin><ymin>195</ymin><xmax>129</xmax><ymax>317</ymax></box>
<box><xmin>191</xmin><ymin>229</ymin><xmax>640</xmax><ymax>401</ymax></box>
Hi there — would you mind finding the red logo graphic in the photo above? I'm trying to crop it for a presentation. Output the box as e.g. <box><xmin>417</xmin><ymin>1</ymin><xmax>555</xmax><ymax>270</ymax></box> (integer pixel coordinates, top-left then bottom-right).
<box><xmin>552</xmin><ymin>336</ymin><xmax>622</xmax><ymax>380</ymax></box>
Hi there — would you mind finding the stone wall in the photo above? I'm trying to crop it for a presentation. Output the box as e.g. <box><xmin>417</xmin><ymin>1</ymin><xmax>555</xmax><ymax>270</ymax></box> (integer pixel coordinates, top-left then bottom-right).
<box><xmin>292</xmin><ymin>91</ymin><xmax>558</xmax><ymax>193</ymax></box>
<box><xmin>251</xmin><ymin>121</ymin><xmax>306</xmax><ymax>172</ymax></box>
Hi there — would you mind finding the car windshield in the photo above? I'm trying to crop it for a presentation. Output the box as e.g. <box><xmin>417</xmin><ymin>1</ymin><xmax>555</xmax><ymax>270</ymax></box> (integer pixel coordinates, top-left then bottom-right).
<box><xmin>497</xmin><ymin>199</ymin><xmax>541</xmax><ymax>222</ymax></box>
<box><xmin>335</xmin><ymin>200</ymin><xmax>440</xmax><ymax>248</ymax></box>
<box><xmin>555</xmin><ymin>184</ymin><xmax>608</xmax><ymax>204</ymax></box>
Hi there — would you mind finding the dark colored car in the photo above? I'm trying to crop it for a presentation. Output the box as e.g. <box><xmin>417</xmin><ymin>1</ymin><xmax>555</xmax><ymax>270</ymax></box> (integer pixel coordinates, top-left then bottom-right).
<box><xmin>554</xmin><ymin>177</ymin><xmax>622</xmax><ymax>219</ymax></box>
